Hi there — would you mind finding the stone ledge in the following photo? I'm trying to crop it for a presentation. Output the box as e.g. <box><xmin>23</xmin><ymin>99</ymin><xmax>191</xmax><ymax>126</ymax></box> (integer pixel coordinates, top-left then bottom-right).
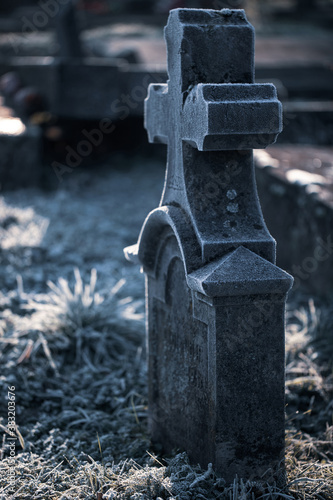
<box><xmin>254</xmin><ymin>145</ymin><xmax>333</xmax><ymax>295</ymax></box>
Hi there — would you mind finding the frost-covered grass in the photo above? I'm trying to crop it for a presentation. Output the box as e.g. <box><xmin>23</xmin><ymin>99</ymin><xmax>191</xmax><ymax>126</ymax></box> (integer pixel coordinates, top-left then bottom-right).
<box><xmin>0</xmin><ymin>166</ymin><xmax>332</xmax><ymax>499</ymax></box>
<box><xmin>0</xmin><ymin>269</ymin><xmax>332</xmax><ymax>499</ymax></box>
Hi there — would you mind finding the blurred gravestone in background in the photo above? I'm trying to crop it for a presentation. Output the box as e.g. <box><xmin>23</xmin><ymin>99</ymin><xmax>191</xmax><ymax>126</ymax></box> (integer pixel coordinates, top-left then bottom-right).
<box><xmin>55</xmin><ymin>0</ymin><xmax>83</xmax><ymax>60</ymax></box>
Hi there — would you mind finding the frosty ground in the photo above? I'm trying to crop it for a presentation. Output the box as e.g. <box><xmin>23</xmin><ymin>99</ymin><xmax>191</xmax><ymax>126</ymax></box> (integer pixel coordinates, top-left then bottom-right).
<box><xmin>0</xmin><ymin>157</ymin><xmax>332</xmax><ymax>499</ymax></box>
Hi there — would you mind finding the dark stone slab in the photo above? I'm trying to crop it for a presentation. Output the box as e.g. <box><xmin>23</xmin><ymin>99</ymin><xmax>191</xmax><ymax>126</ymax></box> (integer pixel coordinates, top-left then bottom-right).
<box><xmin>256</xmin><ymin>65</ymin><xmax>333</xmax><ymax>101</ymax></box>
<box><xmin>0</xmin><ymin>57</ymin><xmax>167</xmax><ymax>120</ymax></box>
<box><xmin>53</xmin><ymin>60</ymin><xmax>166</xmax><ymax>119</ymax></box>
<box><xmin>277</xmin><ymin>101</ymin><xmax>333</xmax><ymax>146</ymax></box>
<box><xmin>125</xmin><ymin>8</ymin><xmax>293</xmax><ymax>483</ymax></box>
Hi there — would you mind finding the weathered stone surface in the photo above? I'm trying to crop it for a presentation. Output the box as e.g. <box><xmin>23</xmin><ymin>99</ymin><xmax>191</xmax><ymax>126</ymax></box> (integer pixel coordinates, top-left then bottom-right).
<box><xmin>125</xmin><ymin>8</ymin><xmax>293</xmax><ymax>483</ymax></box>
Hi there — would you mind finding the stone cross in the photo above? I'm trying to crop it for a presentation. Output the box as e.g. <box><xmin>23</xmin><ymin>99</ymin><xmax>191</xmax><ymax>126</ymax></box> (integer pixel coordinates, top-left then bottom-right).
<box><xmin>125</xmin><ymin>8</ymin><xmax>293</xmax><ymax>483</ymax></box>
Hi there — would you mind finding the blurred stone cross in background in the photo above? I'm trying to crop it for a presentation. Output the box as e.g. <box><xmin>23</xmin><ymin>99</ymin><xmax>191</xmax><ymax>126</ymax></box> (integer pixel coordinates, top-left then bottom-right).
<box><xmin>55</xmin><ymin>0</ymin><xmax>83</xmax><ymax>60</ymax></box>
<box><xmin>125</xmin><ymin>8</ymin><xmax>293</xmax><ymax>484</ymax></box>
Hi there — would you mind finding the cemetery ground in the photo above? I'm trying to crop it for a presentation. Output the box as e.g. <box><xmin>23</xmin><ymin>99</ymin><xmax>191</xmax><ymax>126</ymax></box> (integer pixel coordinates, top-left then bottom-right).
<box><xmin>0</xmin><ymin>156</ymin><xmax>332</xmax><ymax>499</ymax></box>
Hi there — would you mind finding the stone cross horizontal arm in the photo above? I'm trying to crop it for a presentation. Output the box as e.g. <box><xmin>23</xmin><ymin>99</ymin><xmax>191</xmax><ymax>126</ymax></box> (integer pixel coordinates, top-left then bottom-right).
<box><xmin>145</xmin><ymin>82</ymin><xmax>282</xmax><ymax>150</ymax></box>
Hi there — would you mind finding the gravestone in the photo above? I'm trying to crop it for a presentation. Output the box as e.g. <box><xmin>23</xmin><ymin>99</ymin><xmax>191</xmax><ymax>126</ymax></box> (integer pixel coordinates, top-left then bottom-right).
<box><xmin>125</xmin><ymin>8</ymin><xmax>293</xmax><ymax>483</ymax></box>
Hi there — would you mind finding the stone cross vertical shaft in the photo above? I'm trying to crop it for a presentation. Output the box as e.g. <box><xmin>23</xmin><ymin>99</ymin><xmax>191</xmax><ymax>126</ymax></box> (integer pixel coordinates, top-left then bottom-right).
<box><xmin>125</xmin><ymin>8</ymin><xmax>293</xmax><ymax>483</ymax></box>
